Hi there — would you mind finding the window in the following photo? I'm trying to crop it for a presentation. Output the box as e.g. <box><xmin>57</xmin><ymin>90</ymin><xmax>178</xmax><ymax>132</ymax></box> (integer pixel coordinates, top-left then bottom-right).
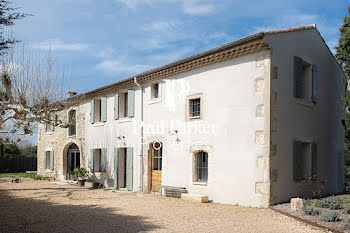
<box><xmin>94</xmin><ymin>98</ymin><xmax>102</xmax><ymax>123</ymax></box>
<box><xmin>68</xmin><ymin>110</ymin><xmax>76</xmax><ymax>136</ymax></box>
<box><xmin>119</xmin><ymin>92</ymin><xmax>128</xmax><ymax>118</ymax></box>
<box><xmin>45</xmin><ymin>151</ymin><xmax>50</xmax><ymax>169</ymax></box>
<box><xmin>294</xmin><ymin>56</ymin><xmax>318</xmax><ymax>103</ymax></box>
<box><xmin>190</xmin><ymin>98</ymin><xmax>201</xmax><ymax>118</ymax></box>
<box><xmin>45</xmin><ymin>122</ymin><xmax>52</xmax><ymax>132</ymax></box>
<box><xmin>293</xmin><ymin>140</ymin><xmax>317</xmax><ymax>181</ymax></box>
<box><xmin>152</xmin><ymin>142</ymin><xmax>163</xmax><ymax>171</ymax></box>
<box><xmin>93</xmin><ymin>149</ymin><xmax>101</xmax><ymax>172</ymax></box>
<box><xmin>195</xmin><ymin>151</ymin><xmax>208</xmax><ymax>182</ymax></box>
<box><xmin>151</xmin><ymin>83</ymin><xmax>159</xmax><ymax>99</ymax></box>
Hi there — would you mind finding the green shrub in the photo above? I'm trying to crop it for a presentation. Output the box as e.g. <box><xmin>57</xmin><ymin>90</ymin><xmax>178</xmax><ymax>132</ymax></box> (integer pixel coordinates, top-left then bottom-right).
<box><xmin>303</xmin><ymin>199</ymin><xmax>313</xmax><ymax>206</ymax></box>
<box><xmin>343</xmin><ymin>219</ymin><xmax>350</xmax><ymax>230</ymax></box>
<box><xmin>320</xmin><ymin>211</ymin><xmax>340</xmax><ymax>222</ymax></box>
<box><xmin>344</xmin><ymin>207</ymin><xmax>350</xmax><ymax>214</ymax></box>
<box><xmin>317</xmin><ymin>197</ymin><xmax>343</xmax><ymax>209</ymax></box>
<box><xmin>346</xmin><ymin>167</ymin><xmax>350</xmax><ymax>179</ymax></box>
<box><xmin>302</xmin><ymin>206</ymin><xmax>320</xmax><ymax>216</ymax></box>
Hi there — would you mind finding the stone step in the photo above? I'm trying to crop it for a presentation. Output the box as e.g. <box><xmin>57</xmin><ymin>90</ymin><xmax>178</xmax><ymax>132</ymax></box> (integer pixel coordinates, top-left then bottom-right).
<box><xmin>181</xmin><ymin>193</ymin><xmax>209</xmax><ymax>203</ymax></box>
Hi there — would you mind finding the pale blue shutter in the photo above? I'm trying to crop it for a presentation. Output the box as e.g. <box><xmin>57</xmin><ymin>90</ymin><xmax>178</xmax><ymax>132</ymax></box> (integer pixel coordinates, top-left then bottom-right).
<box><xmin>312</xmin><ymin>142</ymin><xmax>317</xmax><ymax>176</ymax></box>
<box><xmin>114</xmin><ymin>148</ymin><xmax>119</xmax><ymax>189</ymax></box>
<box><xmin>44</xmin><ymin>152</ymin><xmax>47</xmax><ymax>169</ymax></box>
<box><xmin>101</xmin><ymin>148</ymin><xmax>107</xmax><ymax>173</ymax></box>
<box><xmin>293</xmin><ymin>140</ymin><xmax>302</xmax><ymax>181</ymax></box>
<box><xmin>114</xmin><ymin>92</ymin><xmax>119</xmax><ymax>120</ymax></box>
<box><xmin>293</xmin><ymin>56</ymin><xmax>303</xmax><ymax>98</ymax></box>
<box><xmin>312</xmin><ymin>64</ymin><xmax>318</xmax><ymax>103</ymax></box>
<box><xmin>127</xmin><ymin>89</ymin><xmax>135</xmax><ymax>117</ymax></box>
<box><xmin>50</xmin><ymin>151</ymin><xmax>54</xmax><ymax>170</ymax></box>
<box><xmin>126</xmin><ymin>147</ymin><xmax>133</xmax><ymax>190</ymax></box>
<box><xmin>44</xmin><ymin>123</ymin><xmax>48</xmax><ymax>132</ymax></box>
<box><xmin>50</xmin><ymin>115</ymin><xmax>54</xmax><ymax>131</ymax></box>
<box><xmin>90</xmin><ymin>99</ymin><xmax>95</xmax><ymax>124</ymax></box>
<box><xmin>101</xmin><ymin>96</ymin><xmax>107</xmax><ymax>122</ymax></box>
<box><xmin>89</xmin><ymin>149</ymin><xmax>94</xmax><ymax>172</ymax></box>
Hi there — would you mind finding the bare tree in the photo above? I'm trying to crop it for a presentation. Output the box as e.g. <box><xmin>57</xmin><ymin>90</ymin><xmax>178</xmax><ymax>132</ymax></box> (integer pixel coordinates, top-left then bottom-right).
<box><xmin>0</xmin><ymin>44</ymin><xmax>76</xmax><ymax>144</ymax></box>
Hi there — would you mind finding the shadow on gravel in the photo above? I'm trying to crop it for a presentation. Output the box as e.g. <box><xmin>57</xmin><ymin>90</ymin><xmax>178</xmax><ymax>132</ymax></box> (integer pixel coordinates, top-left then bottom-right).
<box><xmin>0</xmin><ymin>189</ymin><xmax>160</xmax><ymax>233</ymax></box>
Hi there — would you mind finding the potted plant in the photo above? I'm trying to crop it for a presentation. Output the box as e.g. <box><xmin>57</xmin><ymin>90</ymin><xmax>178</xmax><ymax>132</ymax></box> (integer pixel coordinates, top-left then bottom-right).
<box><xmin>73</xmin><ymin>167</ymin><xmax>89</xmax><ymax>186</ymax></box>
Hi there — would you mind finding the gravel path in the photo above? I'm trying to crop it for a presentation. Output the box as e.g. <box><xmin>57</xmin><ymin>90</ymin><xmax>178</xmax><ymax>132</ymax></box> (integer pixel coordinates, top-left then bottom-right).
<box><xmin>0</xmin><ymin>178</ymin><xmax>322</xmax><ymax>233</ymax></box>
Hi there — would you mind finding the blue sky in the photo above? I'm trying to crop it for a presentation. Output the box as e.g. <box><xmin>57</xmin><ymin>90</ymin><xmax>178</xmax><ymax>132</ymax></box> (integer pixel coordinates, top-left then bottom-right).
<box><xmin>11</xmin><ymin>0</ymin><xmax>349</xmax><ymax>95</ymax></box>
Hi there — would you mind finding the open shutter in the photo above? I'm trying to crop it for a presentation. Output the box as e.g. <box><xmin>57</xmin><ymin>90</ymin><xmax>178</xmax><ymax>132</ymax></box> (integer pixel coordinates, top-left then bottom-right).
<box><xmin>101</xmin><ymin>96</ymin><xmax>107</xmax><ymax>122</ymax></box>
<box><xmin>50</xmin><ymin>151</ymin><xmax>54</xmax><ymax>170</ymax></box>
<box><xmin>126</xmin><ymin>147</ymin><xmax>133</xmax><ymax>190</ymax></box>
<box><xmin>312</xmin><ymin>142</ymin><xmax>318</xmax><ymax>176</ymax></box>
<box><xmin>127</xmin><ymin>88</ymin><xmax>135</xmax><ymax>118</ymax></box>
<box><xmin>50</xmin><ymin>115</ymin><xmax>54</xmax><ymax>132</ymax></box>
<box><xmin>101</xmin><ymin>148</ymin><xmax>107</xmax><ymax>173</ymax></box>
<box><xmin>293</xmin><ymin>56</ymin><xmax>303</xmax><ymax>98</ymax></box>
<box><xmin>114</xmin><ymin>148</ymin><xmax>119</xmax><ymax>189</ymax></box>
<box><xmin>90</xmin><ymin>99</ymin><xmax>95</xmax><ymax>124</ymax></box>
<box><xmin>312</xmin><ymin>64</ymin><xmax>318</xmax><ymax>103</ymax></box>
<box><xmin>293</xmin><ymin>140</ymin><xmax>302</xmax><ymax>181</ymax></box>
<box><xmin>114</xmin><ymin>92</ymin><xmax>119</xmax><ymax>120</ymax></box>
<box><xmin>44</xmin><ymin>152</ymin><xmax>47</xmax><ymax>169</ymax></box>
<box><xmin>89</xmin><ymin>149</ymin><xmax>94</xmax><ymax>172</ymax></box>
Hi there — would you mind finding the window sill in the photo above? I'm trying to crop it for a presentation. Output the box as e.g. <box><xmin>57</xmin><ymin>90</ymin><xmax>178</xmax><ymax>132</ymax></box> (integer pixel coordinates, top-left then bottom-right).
<box><xmin>68</xmin><ymin>135</ymin><xmax>76</xmax><ymax>138</ymax></box>
<box><xmin>92</xmin><ymin>122</ymin><xmax>105</xmax><ymax>127</ymax></box>
<box><xmin>45</xmin><ymin>169</ymin><xmax>53</xmax><ymax>173</ymax></box>
<box><xmin>44</xmin><ymin>132</ymin><xmax>54</xmax><ymax>135</ymax></box>
<box><xmin>296</xmin><ymin>99</ymin><xmax>315</xmax><ymax>108</ymax></box>
<box><xmin>188</xmin><ymin>116</ymin><xmax>201</xmax><ymax>121</ymax></box>
<box><xmin>295</xmin><ymin>180</ymin><xmax>312</xmax><ymax>186</ymax></box>
<box><xmin>148</xmin><ymin>97</ymin><xmax>161</xmax><ymax>105</ymax></box>
<box><xmin>192</xmin><ymin>182</ymin><xmax>207</xmax><ymax>186</ymax></box>
<box><xmin>117</xmin><ymin>117</ymin><xmax>131</xmax><ymax>123</ymax></box>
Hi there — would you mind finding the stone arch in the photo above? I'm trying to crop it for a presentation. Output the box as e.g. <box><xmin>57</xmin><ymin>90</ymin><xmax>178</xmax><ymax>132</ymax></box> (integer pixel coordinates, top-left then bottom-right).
<box><xmin>62</xmin><ymin>140</ymin><xmax>83</xmax><ymax>179</ymax></box>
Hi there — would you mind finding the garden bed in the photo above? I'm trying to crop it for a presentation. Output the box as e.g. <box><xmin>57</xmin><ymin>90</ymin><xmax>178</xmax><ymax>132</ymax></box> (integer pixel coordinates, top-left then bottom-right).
<box><xmin>273</xmin><ymin>195</ymin><xmax>350</xmax><ymax>232</ymax></box>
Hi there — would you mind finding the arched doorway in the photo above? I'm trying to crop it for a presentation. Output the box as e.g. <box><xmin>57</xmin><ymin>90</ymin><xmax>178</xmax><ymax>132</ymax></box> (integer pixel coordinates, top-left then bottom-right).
<box><xmin>67</xmin><ymin>143</ymin><xmax>80</xmax><ymax>180</ymax></box>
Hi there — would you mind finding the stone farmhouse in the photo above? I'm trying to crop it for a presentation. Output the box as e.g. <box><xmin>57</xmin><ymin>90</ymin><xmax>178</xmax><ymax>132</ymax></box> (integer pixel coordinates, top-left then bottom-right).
<box><xmin>37</xmin><ymin>25</ymin><xmax>345</xmax><ymax>208</ymax></box>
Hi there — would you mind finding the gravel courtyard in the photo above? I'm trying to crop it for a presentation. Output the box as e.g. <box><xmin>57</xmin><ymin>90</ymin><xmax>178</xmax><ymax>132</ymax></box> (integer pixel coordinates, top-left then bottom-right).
<box><xmin>0</xmin><ymin>178</ymin><xmax>322</xmax><ymax>233</ymax></box>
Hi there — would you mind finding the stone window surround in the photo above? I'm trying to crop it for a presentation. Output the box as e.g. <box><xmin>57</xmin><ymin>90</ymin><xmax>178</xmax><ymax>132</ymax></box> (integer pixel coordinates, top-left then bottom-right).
<box><xmin>45</xmin><ymin>147</ymin><xmax>54</xmax><ymax>173</ymax></box>
<box><xmin>294</xmin><ymin>136</ymin><xmax>316</xmax><ymax>186</ymax></box>
<box><xmin>190</xmin><ymin>146</ymin><xmax>212</xmax><ymax>186</ymax></box>
<box><xmin>186</xmin><ymin>93</ymin><xmax>203</xmax><ymax>121</ymax></box>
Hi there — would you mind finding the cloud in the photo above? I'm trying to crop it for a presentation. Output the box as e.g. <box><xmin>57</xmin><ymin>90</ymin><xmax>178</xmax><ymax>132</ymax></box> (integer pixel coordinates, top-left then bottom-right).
<box><xmin>181</xmin><ymin>2</ymin><xmax>214</xmax><ymax>15</ymax></box>
<box><xmin>96</xmin><ymin>48</ymin><xmax>115</xmax><ymax>59</ymax></box>
<box><xmin>115</xmin><ymin>0</ymin><xmax>154</xmax><ymax>10</ymax></box>
<box><xmin>95</xmin><ymin>59</ymin><xmax>152</xmax><ymax>75</ymax></box>
<box><xmin>32</xmin><ymin>39</ymin><xmax>89</xmax><ymax>51</ymax></box>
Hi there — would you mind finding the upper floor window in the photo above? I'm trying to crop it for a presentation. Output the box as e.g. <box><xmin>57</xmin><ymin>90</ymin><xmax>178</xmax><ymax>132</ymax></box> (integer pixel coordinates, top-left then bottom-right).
<box><xmin>119</xmin><ymin>92</ymin><xmax>128</xmax><ymax>118</ymax></box>
<box><xmin>44</xmin><ymin>115</ymin><xmax>55</xmax><ymax>132</ymax></box>
<box><xmin>190</xmin><ymin>98</ymin><xmax>201</xmax><ymax>118</ymax></box>
<box><xmin>68</xmin><ymin>110</ymin><xmax>76</xmax><ymax>136</ymax></box>
<box><xmin>90</xmin><ymin>97</ymin><xmax>107</xmax><ymax>124</ymax></box>
<box><xmin>293</xmin><ymin>56</ymin><xmax>318</xmax><ymax>103</ymax></box>
<box><xmin>151</xmin><ymin>83</ymin><xmax>159</xmax><ymax>99</ymax></box>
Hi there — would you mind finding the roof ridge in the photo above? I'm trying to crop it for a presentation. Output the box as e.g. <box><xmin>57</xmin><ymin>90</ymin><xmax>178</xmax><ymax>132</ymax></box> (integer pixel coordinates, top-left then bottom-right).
<box><xmin>263</xmin><ymin>24</ymin><xmax>316</xmax><ymax>34</ymax></box>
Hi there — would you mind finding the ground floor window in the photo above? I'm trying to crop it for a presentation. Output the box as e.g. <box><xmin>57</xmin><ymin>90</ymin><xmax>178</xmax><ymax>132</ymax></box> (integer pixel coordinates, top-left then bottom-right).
<box><xmin>44</xmin><ymin>151</ymin><xmax>54</xmax><ymax>170</ymax></box>
<box><xmin>93</xmin><ymin>149</ymin><xmax>101</xmax><ymax>172</ymax></box>
<box><xmin>195</xmin><ymin>151</ymin><xmax>208</xmax><ymax>182</ymax></box>
<box><xmin>293</xmin><ymin>140</ymin><xmax>317</xmax><ymax>181</ymax></box>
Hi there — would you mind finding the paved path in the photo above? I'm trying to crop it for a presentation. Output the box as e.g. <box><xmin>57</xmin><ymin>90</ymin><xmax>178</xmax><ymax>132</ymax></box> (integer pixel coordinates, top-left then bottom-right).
<box><xmin>0</xmin><ymin>178</ymin><xmax>322</xmax><ymax>233</ymax></box>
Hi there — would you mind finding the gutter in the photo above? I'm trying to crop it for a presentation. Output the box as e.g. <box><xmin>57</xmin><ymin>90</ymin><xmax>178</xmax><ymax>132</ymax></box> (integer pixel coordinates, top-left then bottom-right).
<box><xmin>134</xmin><ymin>77</ymin><xmax>143</xmax><ymax>192</ymax></box>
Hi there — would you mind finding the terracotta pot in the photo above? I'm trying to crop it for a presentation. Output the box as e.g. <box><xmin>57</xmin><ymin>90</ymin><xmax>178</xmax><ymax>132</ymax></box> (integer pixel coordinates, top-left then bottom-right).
<box><xmin>77</xmin><ymin>179</ymin><xmax>85</xmax><ymax>186</ymax></box>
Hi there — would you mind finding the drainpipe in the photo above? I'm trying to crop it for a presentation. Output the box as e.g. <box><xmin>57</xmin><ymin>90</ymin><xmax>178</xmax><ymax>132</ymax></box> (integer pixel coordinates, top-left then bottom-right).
<box><xmin>134</xmin><ymin>77</ymin><xmax>143</xmax><ymax>192</ymax></box>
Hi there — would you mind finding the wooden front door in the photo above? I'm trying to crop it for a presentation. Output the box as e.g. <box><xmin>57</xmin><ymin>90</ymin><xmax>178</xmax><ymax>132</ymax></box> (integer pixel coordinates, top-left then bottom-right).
<box><xmin>151</xmin><ymin>142</ymin><xmax>162</xmax><ymax>192</ymax></box>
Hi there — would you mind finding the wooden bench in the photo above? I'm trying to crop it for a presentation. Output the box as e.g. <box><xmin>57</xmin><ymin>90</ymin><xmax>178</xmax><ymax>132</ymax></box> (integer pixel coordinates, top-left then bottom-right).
<box><xmin>155</xmin><ymin>185</ymin><xmax>187</xmax><ymax>198</ymax></box>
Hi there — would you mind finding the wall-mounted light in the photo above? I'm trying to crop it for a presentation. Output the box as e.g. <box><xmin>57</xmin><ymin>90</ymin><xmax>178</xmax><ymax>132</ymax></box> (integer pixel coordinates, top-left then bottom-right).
<box><xmin>168</xmin><ymin>130</ymin><xmax>180</xmax><ymax>143</ymax></box>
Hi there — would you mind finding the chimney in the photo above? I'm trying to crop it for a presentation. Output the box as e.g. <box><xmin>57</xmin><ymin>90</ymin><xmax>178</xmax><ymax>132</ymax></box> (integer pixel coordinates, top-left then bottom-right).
<box><xmin>67</xmin><ymin>91</ymin><xmax>77</xmax><ymax>98</ymax></box>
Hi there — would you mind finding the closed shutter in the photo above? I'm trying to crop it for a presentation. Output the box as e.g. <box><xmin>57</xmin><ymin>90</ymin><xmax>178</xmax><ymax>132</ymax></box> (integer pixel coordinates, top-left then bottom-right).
<box><xmin>89</xmin><ymin>149</ymin><xmax>94</xmax><ymax>172</ymax></box>
<box><xmin>101</xmin><ymin>148</ymin><xmax>107</xmax><ymax>173</ymax></box>
<box><xmin>44</xmin><ymin>152</ymin><xmax>47</xmax><ymax>169</ymax></box>
<box><xmin>127</xmin><ymin>89</ymin><xmax>135</xmax><ymax>118</ymax></box>
<box><xmin>90</xmin><ymin>99</ymin><xmax>95</xmax><ymax>124</ymax></box>
<box><xmin>114</xmin><ymin>92</ymin><xmax>119</xmax><ymax>120</ymax></box>
<box><xmin>293</xmin><ymin>56</ymin><xmax>303</xmax><ymax>98</ymax></box>
<box><xmin>126</xmin><ymin>147</ymin><xmax>133</xmax><ymax>190</ymax></box>
<box><xmin>101</xmin><ymin>96</ymin><xmax>107</xmax><ymax>122</ymax></box>
<box><xmin>114</xmin><ymin>148</ymin><xmax>119</xmax><ymax>189</ymax></box>
<box><xmin>44</xmin><ymin>123</ymin><xmax>48</xmax><ymax>132</ymax></box>
<box><xmin>50</xmin><ymin>151</ymin><xmax>54</xmax><ymax>170</ymax></box>
<box><xmin>312</xmin><ymin>142</ymin><xmax>317</xmax><ymax>176</ymax></box>
<box><xmin>312</xmin><ymin>64</ymin><xmax>318</xmax><ymax>103</ymax></box>
<box><xmin>293</xmin><ymin>140</ymin><xmax>302</xmax><ymax>181</ymax></box>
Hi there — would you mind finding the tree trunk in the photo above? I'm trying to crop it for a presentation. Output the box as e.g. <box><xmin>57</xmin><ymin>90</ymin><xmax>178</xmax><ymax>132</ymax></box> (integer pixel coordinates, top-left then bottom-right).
<box><xmin>0</xmin><ymin>143</ymin><xmax>4</xmax><ymax>156</ymax></box>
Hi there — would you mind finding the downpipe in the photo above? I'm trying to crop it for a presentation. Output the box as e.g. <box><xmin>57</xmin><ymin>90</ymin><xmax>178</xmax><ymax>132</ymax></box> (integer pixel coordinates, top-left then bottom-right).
<box><xmin>134</xmin><ymin>77</ymin><xmax>143</xmax><ymax>192</ymax></box>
